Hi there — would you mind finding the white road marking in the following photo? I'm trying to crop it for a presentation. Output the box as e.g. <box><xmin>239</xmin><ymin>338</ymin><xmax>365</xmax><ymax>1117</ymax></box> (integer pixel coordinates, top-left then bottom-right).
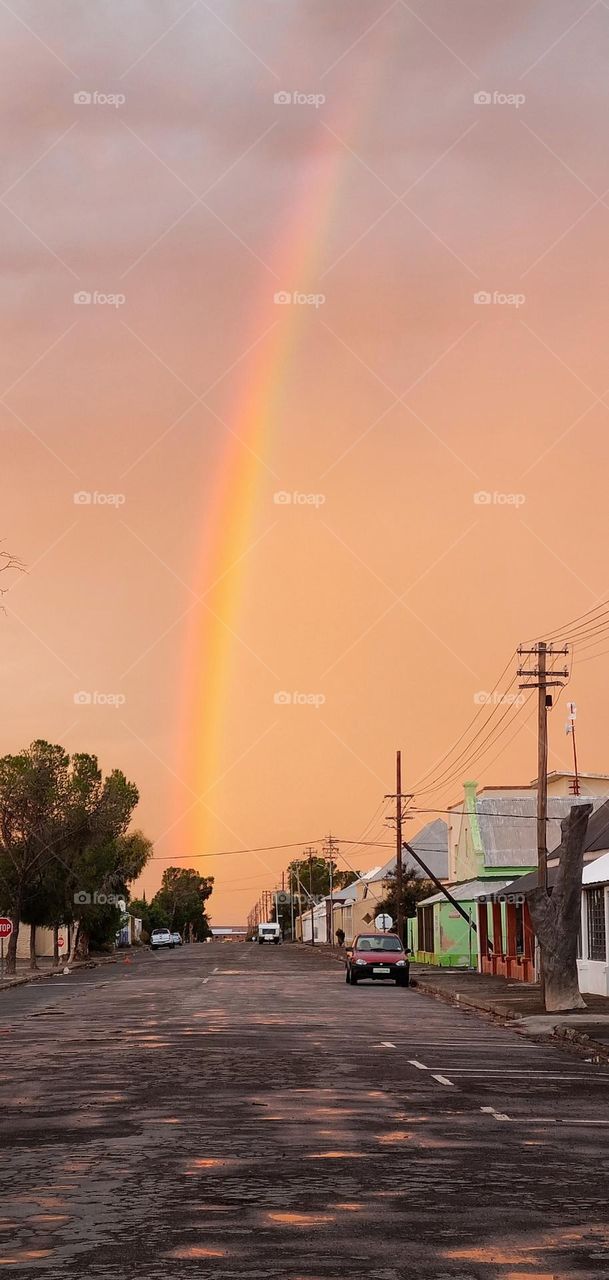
<box><xmin>432</xmin><ymin>1074</ymin><xmax>454</xmax><ymax>1086</ymax></box>
<box><xmin>379</xmin><ymin>1041</ymin><xmax>396</xmax><ymax>1048</ymax></box>
<box><xmin>408</xmin><ymin>1059</ymin><xmax>429</xmax><ymax>1070</ymax></box>
<box><xmin>434</xmin><ymin>1071</ymin><xmax>609</xmax><ymax>1081</ymax></box>
<box><xmin>561</xmin><ymin>1119</ymin><xmax>609</xmax><ymax>1126</ymax></box>
<box><xmin>201</xmin><ymin>978</ymin><xmax>209</xmax><ymax>984</ymax></box>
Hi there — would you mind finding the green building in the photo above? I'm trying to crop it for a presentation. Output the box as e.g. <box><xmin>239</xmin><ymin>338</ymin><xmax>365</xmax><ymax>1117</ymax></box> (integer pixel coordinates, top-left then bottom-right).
<box><xmin>414</xmin><ymin>780</ymin><xmax>592</xmax><ymax>968</ymax></box>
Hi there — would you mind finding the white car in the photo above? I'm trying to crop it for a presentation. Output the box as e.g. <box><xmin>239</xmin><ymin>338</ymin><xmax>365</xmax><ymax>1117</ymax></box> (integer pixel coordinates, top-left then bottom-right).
<box><xmin>150</xmin><ymin>928</ymin><xmax>174</xmax><ymax>950</ymax></box>
<box><xmin>171</xmin><ymin>932</ymin><xmax>183</xmax><ymax>946</ymax></box>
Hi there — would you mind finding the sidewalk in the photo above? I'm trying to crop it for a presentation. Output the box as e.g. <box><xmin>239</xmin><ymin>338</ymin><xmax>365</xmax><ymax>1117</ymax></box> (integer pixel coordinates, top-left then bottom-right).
<box><xmin>410</xmin><ymin>963</ymin><xmax>609</xmax><ymax>1060</ymax></box>
<box><xmin>0</xmin><ymin>952</ymin><xmax>121</xmax><ymax>990</ymax></box>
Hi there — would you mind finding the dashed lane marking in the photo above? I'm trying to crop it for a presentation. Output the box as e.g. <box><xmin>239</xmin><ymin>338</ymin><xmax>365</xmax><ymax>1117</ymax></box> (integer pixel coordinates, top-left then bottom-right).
<box><xmin>408</xmin><ymin>1060</ymin><xmax>429</xmax><ymax>1070</ymax></box>
<box><xmin>432</xmin><ymin>1074</ymin><xmax>454</xmax><ymax>1087</ymax></box>
<box><xmin>379</xmin><ymin>1041</ymin><xmax>396</xmax><ymax>1048</ymax></box>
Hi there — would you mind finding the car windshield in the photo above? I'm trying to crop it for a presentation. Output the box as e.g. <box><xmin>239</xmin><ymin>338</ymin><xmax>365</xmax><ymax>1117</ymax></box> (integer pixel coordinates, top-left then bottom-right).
<box><xmin>356</xmin><ymin>936</ymin><xmax>402</xmax><ymax>952</ymax></box>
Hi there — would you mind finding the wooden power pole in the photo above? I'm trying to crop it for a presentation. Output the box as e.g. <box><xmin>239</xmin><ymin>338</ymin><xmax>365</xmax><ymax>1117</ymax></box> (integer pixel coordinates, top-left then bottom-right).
<box><xmin>385</xmin><ymin>750</ymin><xmax>412</xmax><ymax>946</ymax></box>
<box><xmin>518</xmin><ymin>641</ymin><xmax>569</xmax><ymax>893</ymax></box>
<box><xmin>303</xmin><ymin>847</ymin><xmax>317</xmax><ymax>945</ymax></box>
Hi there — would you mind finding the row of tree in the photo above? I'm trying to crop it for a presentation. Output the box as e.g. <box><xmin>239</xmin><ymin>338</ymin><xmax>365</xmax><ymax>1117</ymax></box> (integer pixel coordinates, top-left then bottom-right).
<box><xmin>0</xmin><ymin>739</ymin><xmax>153</xmax><ymax>974</ymax></box>
<box><xmin>130</xmin><ymin>866</ymin><xmax>213</xmax><ymax>942</ymax></box>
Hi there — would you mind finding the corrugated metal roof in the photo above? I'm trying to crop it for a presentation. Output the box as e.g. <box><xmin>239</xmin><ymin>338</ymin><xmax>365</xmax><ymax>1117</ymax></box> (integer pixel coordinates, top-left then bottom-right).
<box><xmin>517</xmin><ymin>800</ymin><xmax>609</xmax><ymax>893</ymax></box>
<box><xmin>583</xmin><ymin>852</ymin><xmax>609</xmax><ymax>885</ymax></box>
<box><xmin>476</xmin><ymin>795</ymin><xmax>607</xmax><ymax>868</ymax></box>
<box><xmin>418</xmin><ymin>877</ymin><xmax>515</xmax><ymax>907</ymax></box>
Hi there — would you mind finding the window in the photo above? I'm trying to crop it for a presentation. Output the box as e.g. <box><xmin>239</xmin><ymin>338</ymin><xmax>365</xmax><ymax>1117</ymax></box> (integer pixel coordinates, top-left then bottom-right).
<box><xmin>356</xmin><ymin>935</ymin><xmax>401</xmax><ymax>952</ymax></box>
<box><xmin>586</xmin><ymin>888</ymin><xmax>607</xmax><ymax>962</ymax></box>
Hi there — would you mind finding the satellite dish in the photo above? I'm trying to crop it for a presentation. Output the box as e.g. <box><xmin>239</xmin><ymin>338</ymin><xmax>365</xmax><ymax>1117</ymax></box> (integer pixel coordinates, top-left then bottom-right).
<box><xmin>375</xmin><ymin>913</ymin><xmax>393</xmax><ymax>932</ymax></box>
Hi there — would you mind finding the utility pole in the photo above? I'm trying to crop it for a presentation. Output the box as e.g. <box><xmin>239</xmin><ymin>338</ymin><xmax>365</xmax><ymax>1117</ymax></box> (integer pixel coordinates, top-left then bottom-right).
<box><xmin>289</xmin><ymin>865</ymin><xmax>295</xmax><ymax>942</ymax></box>
<box><xmin>303</xmin><ymin>847</ymin><xmax>317</xmax><ymax>945</ymax></box>
<box><xmin>323</xmin><ymin>834</ymin><xmax>340</xmax><ymax>946</ymax></box>
<box><xmin>385</xmin><ymin>750</ymin><xmax>413</xmax><ymax>946</ymax></box>
<box><xmin>518</xmin><ymin>642</ymin><xmax>569</xmax><ymax>894</ymax></box>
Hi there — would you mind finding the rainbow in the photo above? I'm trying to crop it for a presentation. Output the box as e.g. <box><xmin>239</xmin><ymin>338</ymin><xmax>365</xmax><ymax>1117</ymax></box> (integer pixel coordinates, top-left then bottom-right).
<box><xmin>178</xmin><ymin>38</ymin><xmax>392</xmax><ymax>871</ymax></box>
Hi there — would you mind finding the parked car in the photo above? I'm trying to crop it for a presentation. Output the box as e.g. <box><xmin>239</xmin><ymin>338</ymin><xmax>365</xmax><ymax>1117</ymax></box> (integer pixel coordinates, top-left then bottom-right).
<box><xmin>171</xmin><ymin>932</ymin><xmax>183</xmax><ymax>946</ymax></box>
<box><xmin>150</xmin><ymin>928</ymin><xmax>174</xmax><ymax>950</ymax></box>
<box><xmin>345</xmin><ymin>933</ymin><xmax>409</xmax><ymax>986</ymax></box>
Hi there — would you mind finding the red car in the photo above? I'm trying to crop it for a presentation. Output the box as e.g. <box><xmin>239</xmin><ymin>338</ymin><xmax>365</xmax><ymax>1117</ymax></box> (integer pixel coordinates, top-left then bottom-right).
<box><xmin>345</xmin><ymin>933</ymin><xmax>410</xmax><ymax>986</ymax></box>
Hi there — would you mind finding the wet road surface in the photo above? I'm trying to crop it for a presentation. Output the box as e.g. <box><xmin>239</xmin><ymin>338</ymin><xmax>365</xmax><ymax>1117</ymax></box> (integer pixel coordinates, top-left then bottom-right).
<box><xmin>1</xmin><ymin>942</ymin><xmax>609</xmax><ymax>1278</ymax></box>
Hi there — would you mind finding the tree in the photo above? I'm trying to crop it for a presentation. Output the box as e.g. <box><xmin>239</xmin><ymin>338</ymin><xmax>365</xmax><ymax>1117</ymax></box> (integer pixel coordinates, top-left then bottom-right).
<box><xmin>151</xmin><ymin>868</ymin><xmax>213</xmax><ymax>940</ymax></box>
<box><xmin>286</xmin><ymin>857</ymin><xmax>359</xmax><ymax>916</ymax></box>
<box><xmin>528</xmin><ymin>802</ymin><xmax>592</xmax><ymax>1013</ymax></box>
<box><xmin>0</xmin><ymin>741</ymin><xmax>72</xmax><ymax>974</ymax></box>
<box><xmin>0</xmin><ymin>741</ymin><xmax>151</xmax><ymax>973</ymax></box>
<box><xmin>376</xmin><ymin>865</ymin><xmax>436</xmax><ymax>944</ymax></box>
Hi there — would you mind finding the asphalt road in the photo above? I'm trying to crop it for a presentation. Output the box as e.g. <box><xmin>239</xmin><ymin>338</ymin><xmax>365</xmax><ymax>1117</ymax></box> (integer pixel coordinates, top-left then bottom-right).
<box><xmin>2</xmin><ymin>943</ymin><xmax>609</xmax><ymax>1279</ymax></box>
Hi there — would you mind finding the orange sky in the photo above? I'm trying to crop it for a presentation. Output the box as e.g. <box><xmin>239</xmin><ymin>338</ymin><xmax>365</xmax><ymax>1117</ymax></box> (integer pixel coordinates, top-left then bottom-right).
<box><xmin>3</xmin><ymin>2</ymin><xmax>609</xmax><ymax>922</ymax></box>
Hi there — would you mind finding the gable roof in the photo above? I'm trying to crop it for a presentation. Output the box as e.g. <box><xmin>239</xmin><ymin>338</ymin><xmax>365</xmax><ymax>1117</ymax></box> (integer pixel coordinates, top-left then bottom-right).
<box><xmin>513</xmin><ymin>800</ymin><xmax>609</xmax><ymax>893</ymax></box>
<box><xmin>475</xmin><ymin>795</ymin><xmax>607</xmax><ymax>869</ymax></box>
<box><xmin>419</xmin><ymin>877</ymin><xmax>515</xmax><ymax>907</ymax></box>
<box><xmin>367</xmin><ymin>818</ymin><xmax>449</xmax><ymax>883</ymax></box>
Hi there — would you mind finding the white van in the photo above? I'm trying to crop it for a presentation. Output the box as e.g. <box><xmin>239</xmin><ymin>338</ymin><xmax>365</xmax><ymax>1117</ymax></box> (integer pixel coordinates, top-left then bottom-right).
<box><xmin>258</xmin><ymin>922</ymin><xmax>281</xmax><ymax>945</ymax></box>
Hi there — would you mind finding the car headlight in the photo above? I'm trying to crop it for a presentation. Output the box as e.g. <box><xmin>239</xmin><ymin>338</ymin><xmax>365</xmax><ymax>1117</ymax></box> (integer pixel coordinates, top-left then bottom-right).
<box><xmin>396</xmin><ymin>960</ymin><xmax>407</xmax><ymax>966</ymax></box>
<box><xmin>355</xmin><ymin>959</ymin><xmax>367</xmax><ymax>966</ymax></box>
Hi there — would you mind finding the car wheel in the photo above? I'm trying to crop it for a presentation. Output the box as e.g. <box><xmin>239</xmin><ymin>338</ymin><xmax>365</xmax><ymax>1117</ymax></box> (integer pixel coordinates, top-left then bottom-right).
<box><xmin>349</xmin><ymin>969</ymin><xmax>358</xmax><ymax>985</ymax></box>
<box><xmin>345</xmin><ymin>966</ymin><xmax>350</xmax><ymax>983</ymax></box>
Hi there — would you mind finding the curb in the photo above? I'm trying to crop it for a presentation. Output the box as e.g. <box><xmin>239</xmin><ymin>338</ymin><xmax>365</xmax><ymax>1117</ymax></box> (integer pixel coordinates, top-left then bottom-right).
<box><xmin>410</xmin><ymin>976</ymin><xmax>526</xmax><ymax>1023</ymax></box>
<box><xmin>551</xmin><ymin>1024</ymin><xmax>609</xmax><ymax>1064</ymax></box>
<box><xmin>0</xmin><ymin>953</ymin><xmax>119</xmax><ymax>992</ymax></box>
<box><xmin>410</xmin><ymin>976</ymin><xmax>609</xmax><ymax>1061</ymax></box>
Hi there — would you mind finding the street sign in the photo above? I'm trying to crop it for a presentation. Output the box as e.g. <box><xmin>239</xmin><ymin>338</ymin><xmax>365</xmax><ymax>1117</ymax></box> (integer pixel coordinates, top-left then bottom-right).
<box><xmin>275</xmin><ymin>891</ymin><xmax>291</xmax><ymax>906</ymax></box>
<box><xmin>0</xmin><ymin>919</ymin><xmax>13</xmax><ymax>982</ymax></box>
<box><xmin>375</xmin><ymin>913</ymin><xmax>393</xmax><ymax>932</ymax></box>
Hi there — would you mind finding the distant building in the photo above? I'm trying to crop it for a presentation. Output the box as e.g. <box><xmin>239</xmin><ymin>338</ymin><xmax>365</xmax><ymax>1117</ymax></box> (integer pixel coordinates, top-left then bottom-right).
<box><xmin>322</xmin><ymin>818</ymin><xmax>449</xmax><ymax>946</ymax></box>
<box><xmin>210</xmin><ymin>926</ymin><xmax>247</xmax><ymax>940</ymax></box>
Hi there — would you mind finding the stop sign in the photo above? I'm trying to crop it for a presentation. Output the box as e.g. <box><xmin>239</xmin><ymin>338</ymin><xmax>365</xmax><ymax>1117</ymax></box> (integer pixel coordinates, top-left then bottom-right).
<box><xmin>0</xmin><ymin>919</ymin><xmax>13</xmax><ymax>939</ymax></box>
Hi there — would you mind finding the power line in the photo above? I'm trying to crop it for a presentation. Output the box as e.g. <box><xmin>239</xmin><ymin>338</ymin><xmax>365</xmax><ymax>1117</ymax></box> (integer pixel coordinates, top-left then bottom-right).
<box><xmin>414</xmin><ymin>688</ymin><xmax>532</xmax><ymax>799</ymax></box>
<box><xmin>411</xmin><ymin>651</ymin><xmax>516</xmax><ymax>790</ymax></box>
<box><xmin>149</xmin><ymin>839</ymin><xmax>325</xmax><ymax>862</ymax></box>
